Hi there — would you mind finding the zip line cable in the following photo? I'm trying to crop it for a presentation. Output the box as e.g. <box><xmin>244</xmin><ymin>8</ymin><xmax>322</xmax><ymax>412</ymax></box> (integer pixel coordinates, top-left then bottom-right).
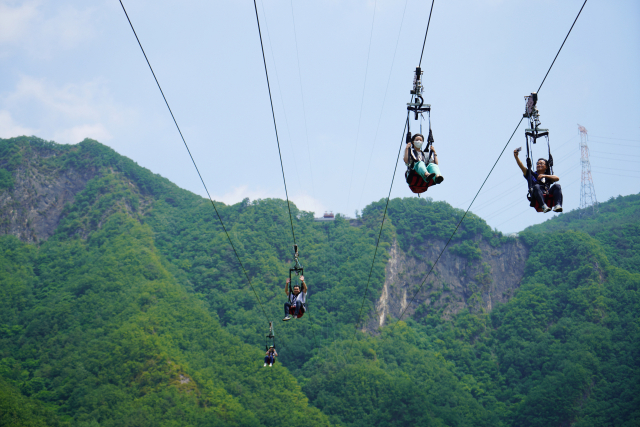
<box><xmin>253</xmin><ymin>0</ymin><xmax>297</xmax><ymax>246</ymax></box>
<box><xmin>389</xmin><ymin>0</ymin><xmax>588</xmax><ymax>332</ymax></box>
<box><xmin>346</xmin><ymin>0</ymin><xmax>436</xmax><ymax>358</ymax></box>
<box><xmin>536</xmin><ymin>0</ymin><xmax>587</xmax><ymax>93</ymax></box>
<box><xmin>252</xmin><ymin>0</ymin><xmax>323</xmax><ymax>351</ymax></box>
<box><xmin>118</xmin><ymin>0</ymin><xmax>271</xmax><ymax>323</ymax></box>
<box><xmin>390</xmin><ymin>117</ymin><xmax>523</xmax><ymax>330</ymax></box>
<box><xmin>418</xmin><ymin>0</ymin><xmax>436</xmax><ymax>67</ymax></box>
<box><xmin>347</xmin><ymin>117</ymin><xmax>409</xmax><ymax>358</ymax></box>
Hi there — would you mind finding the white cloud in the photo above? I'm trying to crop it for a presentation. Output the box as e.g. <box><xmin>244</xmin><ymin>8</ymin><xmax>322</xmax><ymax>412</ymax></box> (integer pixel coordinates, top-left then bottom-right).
<box><xmin>0</xmin><ymin>1</ymin><xmax>38</xmax><ymax>44</ymax></box>
<box><xmin>0</xmin><ymin>110</ymin><xmax>36</xmax><ymax>138</ymax></box>
<box><xmin>215</xmin><ymin>185</ymin><xmax>326</xmax><ymax>216</ymax></box>
<box><xmin>1</xmin><ymin>75</ymin><xmax>134</xmax><ymax>144</ymax></box>
<box><xmin>7</xmin><ymin>76</ymin><xmax>112</xmax><ymax>122</ymax></box>
<box><xmin>53</xmin><ymin>123</ymin><xmax>112</xmax><ymax>144</ymax></box>
<box><xmin>0</xmin><ymin>1</ymin><xmax>94</xmax><ymax>58</ymax></box>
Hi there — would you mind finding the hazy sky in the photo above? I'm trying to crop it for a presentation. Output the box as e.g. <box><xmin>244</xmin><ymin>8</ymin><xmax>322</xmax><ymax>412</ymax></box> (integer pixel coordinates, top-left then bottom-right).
<box><xmin>1</xmin><ymin>0</ymin><xmax>638</xmax><ymax>233</ymax></box>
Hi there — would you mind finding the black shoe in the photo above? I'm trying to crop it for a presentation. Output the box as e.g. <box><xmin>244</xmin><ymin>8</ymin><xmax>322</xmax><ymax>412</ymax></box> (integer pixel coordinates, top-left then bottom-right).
<box><xmin>424</xmin><ymin>172</ymin><xmax>436</xmax><ymax>183</ymax></box>
<box><xmin>435</xmin><ymin>175</ymin><xmax>444</xmax><ymax>184</ymax></box>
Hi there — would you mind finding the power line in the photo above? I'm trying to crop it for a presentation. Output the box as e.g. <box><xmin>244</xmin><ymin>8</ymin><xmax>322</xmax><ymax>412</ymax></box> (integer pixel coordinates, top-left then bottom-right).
<box><xmin>252</xmin><ymin>0</ymin><xmax>297</xmax><ymax>246</ymax></box>
<box><xmin>259</xmin><ymin>0</ymin><xmax>303</xmax><ymax>188</ymax></box>
<box><xmin>590</xmin><ymin>150</ymin><xmax>640</xmax><ymax>158</ymax></box>
<box><xmin>590</xmin><ymin>135</ymin><xmax>640</xmax><ymax>142</ymax></box>
<box><xmin>592</xmin><ymin>171</ymin><xmax>640</xmax><ymax>179</ymax></box>
<box><xmin>345</xmin><ymin>0</ymin><xmax>379</xmax><ymax>216</ymax></box>
<box><xmin>389</xmin><ymin>0</ymin><xmax>588</xmax><ymax>332</ymax></box>
<box><xmin>118</xmin><ymin>0</ymin><xmax>271</xmax><ymax>323</ymax></box>
<box><xmin>589</xmin><ymin>140</ymin><xmax>640</xmax><ymax>148</ymax></box>
<box><xmin>357</xmin><ymin>0</ymin><xmax>410</xmax><ymax>211</ymax></box>
<box><xmin>289</xmin><ymin>0</ymin><xmax>317</xmax><ymax>200</ymax></box>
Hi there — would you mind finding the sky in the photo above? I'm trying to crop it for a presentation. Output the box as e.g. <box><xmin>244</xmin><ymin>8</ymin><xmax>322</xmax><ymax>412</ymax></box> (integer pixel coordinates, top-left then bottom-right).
<box><xmin>1</xmin><ymin>0</ymin><xmax>638</xmax><ymax>233</ymax></box>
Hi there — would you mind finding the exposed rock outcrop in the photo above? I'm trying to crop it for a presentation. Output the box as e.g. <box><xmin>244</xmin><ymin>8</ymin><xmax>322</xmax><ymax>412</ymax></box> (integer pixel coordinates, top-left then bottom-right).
<box><xmin>369</xmin><ymin>236</ymin><xmax>528</xmax><ymax>331</ymax></box>
<box><xmin>0</xmin><ymin>148</ymin><xmax>97</xmax><ymax>243</ymax></box>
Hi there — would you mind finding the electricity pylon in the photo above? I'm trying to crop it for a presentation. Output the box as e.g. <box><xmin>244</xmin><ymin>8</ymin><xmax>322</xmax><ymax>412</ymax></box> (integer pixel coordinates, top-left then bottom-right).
<box><xmin>578</xmin><ymin>124</ymin><xmax>598</xmax><ymax>215</ymax></box>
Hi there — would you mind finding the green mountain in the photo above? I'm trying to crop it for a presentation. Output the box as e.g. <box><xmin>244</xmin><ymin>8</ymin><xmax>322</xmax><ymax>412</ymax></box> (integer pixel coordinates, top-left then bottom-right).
<box><xmin>0</xmin><ymin>136</ymin><xmax>638</xmax><ymax>426</ymax></box>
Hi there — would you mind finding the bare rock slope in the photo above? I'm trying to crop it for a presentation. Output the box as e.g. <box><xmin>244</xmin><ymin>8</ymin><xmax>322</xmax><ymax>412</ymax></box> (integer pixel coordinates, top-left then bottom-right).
<box><xmin>369</xmin><ymin>236</ymin><xmax>528</xmax><ymax>331</ymax></box>
<box><xmin>0</xmin><ymin>142</ymin><xmax>98</xmax><ymax>243</ymax></box>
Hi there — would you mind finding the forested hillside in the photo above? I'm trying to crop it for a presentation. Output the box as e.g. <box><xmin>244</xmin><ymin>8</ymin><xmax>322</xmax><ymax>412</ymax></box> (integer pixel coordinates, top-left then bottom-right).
<box><xmin>0</xmin><ymin>137</ymin><xmax>638</xmax><ymax>426</ymax></box>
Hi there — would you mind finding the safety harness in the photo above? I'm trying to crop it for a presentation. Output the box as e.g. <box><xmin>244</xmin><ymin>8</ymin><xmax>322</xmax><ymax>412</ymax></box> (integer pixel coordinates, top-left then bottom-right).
<box><xmin>287</xmin><ymin>244</ymin><xmax>306</xmax><ymax>318</ymax></box>
<box><xmin>523</xmin><ymin>93</ymin><xmax>555</xmax><ymax>212</ymax></box>
<box><xmin>405</xmin><ymin>67</ymin><xmax>436</xmax><ymax>195</ymax></box>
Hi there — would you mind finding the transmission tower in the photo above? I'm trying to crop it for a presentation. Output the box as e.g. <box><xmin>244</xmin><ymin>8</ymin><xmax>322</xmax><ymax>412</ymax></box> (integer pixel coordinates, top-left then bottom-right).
<box><xmin>578</xmin><ymin>124</ymin><xmax>598</xmax><ymax>215</ymax></box>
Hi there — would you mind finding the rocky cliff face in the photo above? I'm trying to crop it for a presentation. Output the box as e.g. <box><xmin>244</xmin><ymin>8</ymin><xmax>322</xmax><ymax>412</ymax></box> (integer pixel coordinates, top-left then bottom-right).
<box><xmin>369</xmin><ymin>236</ymin><xmax>528</xmax><ymax>331</ymax></box>
<box><xmin>0</xmin><ymin>145</ymin><xmax>98</xmax><ymax>243</ymax></box>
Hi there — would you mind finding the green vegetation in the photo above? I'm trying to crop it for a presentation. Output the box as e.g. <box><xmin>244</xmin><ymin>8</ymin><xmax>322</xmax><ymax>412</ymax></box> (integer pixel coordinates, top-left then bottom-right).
<box><xmin>0</xmin><ymin>168</ymin><xmax>13</xmax><ymax>190</ymax></box>
<box><xmin>0</xmin><ymin>136</ymin><xmax>638</xmax><ymax>426</ymax></box>
<box><xmin>525</xmin><ymin>194</ymin><xmax>640</xmax><ymax>274</ymax></box>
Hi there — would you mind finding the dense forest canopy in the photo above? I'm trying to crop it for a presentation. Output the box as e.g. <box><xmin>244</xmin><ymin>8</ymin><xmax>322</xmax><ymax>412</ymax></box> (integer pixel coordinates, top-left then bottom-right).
<box><xmin>0</xmin><ymin>137</ymin><xmax>638</xmax><ymax>426</ymax></box>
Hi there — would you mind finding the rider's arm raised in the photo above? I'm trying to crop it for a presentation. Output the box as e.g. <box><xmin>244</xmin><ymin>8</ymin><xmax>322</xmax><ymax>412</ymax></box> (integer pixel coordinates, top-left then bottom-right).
<box><xmin>514</xmin><ymin>149</ymin><xmax>527</xmax><ymax>175</ymax></box>
<box><xmin>403</xmin><ymin>143</ymin><xmax>411</xmax><ymax>166</ymax></box>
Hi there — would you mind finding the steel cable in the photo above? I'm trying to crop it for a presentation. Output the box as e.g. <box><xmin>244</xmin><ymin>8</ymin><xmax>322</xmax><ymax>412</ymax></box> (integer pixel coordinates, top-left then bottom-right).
<box><xmin>118</xmin><ymin>0</ymin><xmax>271</xmax><ymax>323</ymax></box>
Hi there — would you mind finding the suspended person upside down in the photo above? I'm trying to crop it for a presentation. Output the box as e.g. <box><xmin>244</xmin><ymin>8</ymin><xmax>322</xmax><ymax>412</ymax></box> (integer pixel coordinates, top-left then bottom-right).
<box><xmin>404</xmin><ymin>133</ymin><xmax>443</xmax><ymax>186</ymax></box>
<box><xmin>283</xmin><ymin>276</ymin><xmax>307</xmax><ymax>321</ymax></box>
<box><xmin>514</xmin><ymin>149</ymin><xmax>563</xmax><ymax>213</ymax></box>
<box><xmin>264</xmin><ymin>345</ymin><xmax>278</xmax><ymax>367</ymax></box>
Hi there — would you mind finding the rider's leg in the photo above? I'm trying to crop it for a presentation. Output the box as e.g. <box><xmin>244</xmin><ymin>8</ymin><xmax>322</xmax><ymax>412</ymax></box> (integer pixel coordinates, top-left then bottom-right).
<box><xmin>426</xmin><ymin>162</ymin><xmax>443</xmax><ymax>183</ymax></box>
<box><xmin>531</xmin><ymin>184</ymin><xmax>547</xmax><ymax>209</ymax></box>
<box><xmin>413</xmin><ymin>161</ymin><xmax>435</xmax><ymax>183</ymax></box>
<box><xmin>284</xmin><ymin>302</ymin><xmax>292</xmax><ymax>317</ymax></box>
<box><xmin>293</xmin><ymin>300</ymin><xmax>302</xmax><ymax>316</ymax></box>
<box><xmin>550</xmin><ymin>184</ymin><xmax>563</xmax><ymax>207</ymax></box>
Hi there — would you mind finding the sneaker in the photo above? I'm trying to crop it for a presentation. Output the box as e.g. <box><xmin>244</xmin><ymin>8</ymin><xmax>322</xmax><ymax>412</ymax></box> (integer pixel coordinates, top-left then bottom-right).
<box><xmin>435</xmin><ymin>175</ymin><xmax>444</xmax><ymax>184</ymax></box>
<box><xmin>541</xmin><ymin>204</ymin><xmax>551</xmax><ymax>213</ymax></box>
<box><xmin>264</xmin><ymin>363</ymin><xmax>267</xmax><ymax>367</ymax></box>
<box><xmin>282</xmin><ymin>315</ymin><xmax>291</xmax><ymax>321</ymax></box>
<box><xmin>553</xmin><ymin>204</ymin><xmax>563</xmax><ymax>212</ymax></box>
<box><xmin>269</xmin><ymin>363</ymin><xmax>273</xmax><ymax>367</ymax></box>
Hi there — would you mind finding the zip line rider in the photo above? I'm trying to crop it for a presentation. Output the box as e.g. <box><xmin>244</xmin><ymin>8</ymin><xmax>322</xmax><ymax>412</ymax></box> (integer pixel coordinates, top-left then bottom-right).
<box><xmin>404</xmin><ymin>133</ymin><xmax>443</xmax><ymax>186</ymax></box>
<box><xmin>264</xmin><ymin>345</ymin><xmax>278</xmax><ymax>367</ymax></box>
<box><xmin>514</xmin><ymin>149</ymin><xmax>563</xmax><ymax>213</ymax></box>
<box><xmin>283</xmin><ymin>276</ymin><xmax>307</xmax><ymax>321</ymax></box>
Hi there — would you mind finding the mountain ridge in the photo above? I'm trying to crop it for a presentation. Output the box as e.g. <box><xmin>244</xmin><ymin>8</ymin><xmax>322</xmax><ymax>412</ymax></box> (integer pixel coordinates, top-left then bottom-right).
<box><xmin>1</xmin><ymin>136</ymin><xmax>638</xmax><ymax>426</ymax></box>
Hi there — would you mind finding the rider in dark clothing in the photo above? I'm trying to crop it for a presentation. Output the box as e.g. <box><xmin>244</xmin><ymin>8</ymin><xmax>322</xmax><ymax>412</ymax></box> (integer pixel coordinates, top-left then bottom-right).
<box><xmin>264</xmin><ymin>346</ymin><xmax>277</xmax><ymax>367</ymax></box>
<box><xmin>514</xmin><ymin>149</ymin><xmax>563</xmax><ymax>213</ymax></box>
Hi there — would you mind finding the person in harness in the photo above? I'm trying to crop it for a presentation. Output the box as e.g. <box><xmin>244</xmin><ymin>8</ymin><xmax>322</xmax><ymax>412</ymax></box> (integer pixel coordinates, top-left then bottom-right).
<box><xmin>283</xmin><ymin>276</ymin><xmax>307</xmax><ymax>321</ymax></box>
<box><xmin>514</xmin><ymin>148</ymin><xmax>563</xmax><ymax>213</ymax></box>
<box><xmin>404</xmin><ymin>133</ymin><xmax>444</xmax><ymax>187</ymax></box>
<box><xmin>264</xmin><ymin>345</ymin><xmax>278</xmax><ymax>367</ymax></box>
